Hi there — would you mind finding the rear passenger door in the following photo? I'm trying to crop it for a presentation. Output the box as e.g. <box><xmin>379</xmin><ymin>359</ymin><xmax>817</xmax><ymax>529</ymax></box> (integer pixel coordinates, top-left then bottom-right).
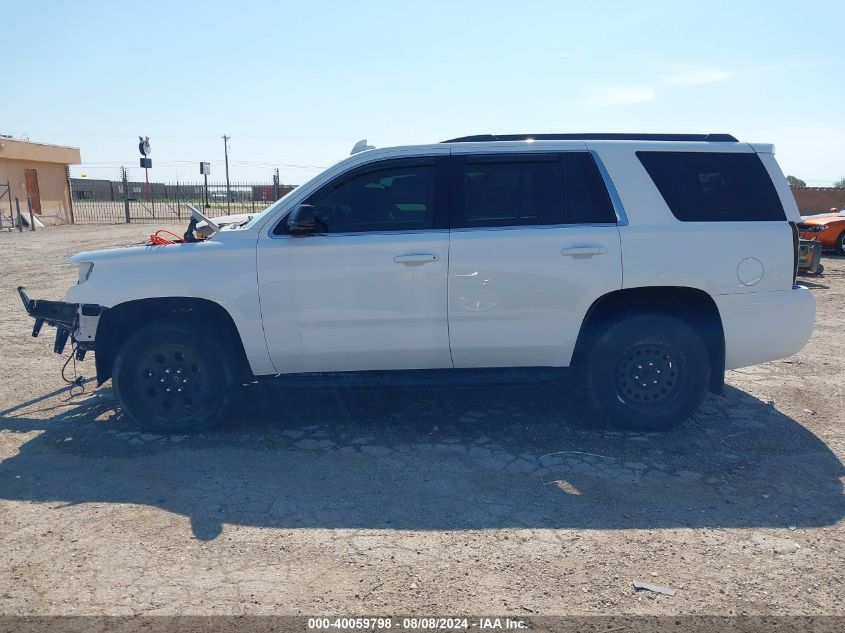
<box><xmin>447</xmin><ymin>150</ymin><xmax>622</xmax><ymax>368</ymax></box>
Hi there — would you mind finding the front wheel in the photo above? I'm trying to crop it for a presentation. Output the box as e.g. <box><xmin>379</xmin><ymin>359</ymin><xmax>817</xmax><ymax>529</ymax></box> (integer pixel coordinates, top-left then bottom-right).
<box><xmin>584</xmin><ymin>314</ymin><xmax>710</xmax><ymax>431</ymax></box>
<box><xmin>836</xmin><ymin>230</ymin><xmax>845</xmax><ymax>256</ymax></box>
<box><xmin>112</xmin><ymin>319</ymin><xmax>235</xmax><ymax>433</ymax></box>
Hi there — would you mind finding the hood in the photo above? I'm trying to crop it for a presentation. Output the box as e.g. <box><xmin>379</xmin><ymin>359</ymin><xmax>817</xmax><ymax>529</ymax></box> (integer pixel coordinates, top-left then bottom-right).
<box><xmin>200</xmin><ymin>213</ymin><xmax>254</xmax><ymax>230</ymax></box>
<box><xmin>800</xmin><ymin>212</ymin><xmax>845</xmax><ymax>224</ymax></box>
<box><xmin>67</xmin><ymin>240</ymin><xmax>224</xmax><ymax>264</ymax></box>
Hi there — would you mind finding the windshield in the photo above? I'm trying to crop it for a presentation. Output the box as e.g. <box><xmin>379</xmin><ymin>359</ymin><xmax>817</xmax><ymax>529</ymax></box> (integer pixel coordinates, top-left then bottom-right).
<box><xmin>239</xmin><ymin>164</ymin><xmax>341</xmax><ymax>230</ymax></box>
<box><xmin>240</xmin><ymin>196</ymin><xmax>289</xmax><ymax>229</ymax></box>
<box><xmin>239</xmin><ymin>153</ymin><xmax>374</xmax><ymax>230</ymax></box>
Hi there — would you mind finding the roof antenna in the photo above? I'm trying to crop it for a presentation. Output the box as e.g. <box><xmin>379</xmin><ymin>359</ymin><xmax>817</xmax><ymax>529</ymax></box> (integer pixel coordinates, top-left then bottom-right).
<box><xmin>350</xmin><ymin>139</ymin><xmax>375</xmax><ymax>155</ymax></box>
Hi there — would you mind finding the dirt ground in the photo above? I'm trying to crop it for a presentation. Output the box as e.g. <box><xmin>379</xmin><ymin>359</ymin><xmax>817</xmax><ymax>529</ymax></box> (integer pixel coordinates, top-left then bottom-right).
<box><xmin>0</xmin><ymin>224</ymin><xmax>842</xmax><ymax>617</ymax></box>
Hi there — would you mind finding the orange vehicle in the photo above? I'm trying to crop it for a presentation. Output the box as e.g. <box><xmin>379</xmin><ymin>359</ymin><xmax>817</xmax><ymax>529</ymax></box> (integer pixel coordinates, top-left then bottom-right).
<box><xmin>797</xmin><ymin>208</ymin><xmax>845</xmax><ymax>254</ymax></box>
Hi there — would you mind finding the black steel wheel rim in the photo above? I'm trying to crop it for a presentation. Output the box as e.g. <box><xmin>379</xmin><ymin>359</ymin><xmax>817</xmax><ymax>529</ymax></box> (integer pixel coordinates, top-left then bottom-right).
<box><xmin>136</xmin><ymin>343</ymin><xmax>208</xmax><ymax>422</ymax></box>
<box><xmin>614</xmin><ymin>343</ymin><xmax>683</xmax><ymax>405</ymax></box>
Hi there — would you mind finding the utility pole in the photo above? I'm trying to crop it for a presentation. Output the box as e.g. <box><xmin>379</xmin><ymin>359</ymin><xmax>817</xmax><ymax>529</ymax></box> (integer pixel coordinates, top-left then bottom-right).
<box><xmin>222</xmin><ymin>134</ymin><xmax>231</xmax><ymax>215</ymax></box>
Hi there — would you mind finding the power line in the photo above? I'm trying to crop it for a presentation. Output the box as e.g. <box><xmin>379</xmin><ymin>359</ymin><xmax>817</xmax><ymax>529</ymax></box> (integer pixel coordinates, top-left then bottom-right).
<box><xmin>76</xmin><ymin>159</ymin><xmax>326</xmax><ymax>169</ymax></box>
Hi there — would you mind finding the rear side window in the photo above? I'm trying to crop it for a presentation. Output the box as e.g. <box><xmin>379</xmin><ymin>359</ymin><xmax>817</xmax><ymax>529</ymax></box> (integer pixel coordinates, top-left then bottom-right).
<box><xmin>463</xmin><ymin>155</ymin><xmax>563</xmax><ymax>227</ymax></box>
<box><xmin>637</xmin><ymin>151</ymin><xmax>785</xmax><ymax>221</ymax></box>
<box><xmin>456</xmin><ymin>152</ymin><xmax>616</xmax><ymax>228</ymax></box>
<box><xmin>562</xmin><ymin>153</ymin><xmax>617</xmax><ymax>224</ymax></box>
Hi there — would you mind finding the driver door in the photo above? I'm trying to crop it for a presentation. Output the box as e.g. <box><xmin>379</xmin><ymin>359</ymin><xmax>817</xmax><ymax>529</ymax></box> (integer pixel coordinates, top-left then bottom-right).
<box><xmin>256</xmin><ymin>155</ymin><xmax>452</xmax><ymax>374</ymax></box>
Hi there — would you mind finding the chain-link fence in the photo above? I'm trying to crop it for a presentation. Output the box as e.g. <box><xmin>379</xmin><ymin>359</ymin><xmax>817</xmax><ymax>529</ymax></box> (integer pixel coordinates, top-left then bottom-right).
<box><xmin>70</xmin><ymin>175</ymin><xmax>296</xmax><ymax>224</ymax></box>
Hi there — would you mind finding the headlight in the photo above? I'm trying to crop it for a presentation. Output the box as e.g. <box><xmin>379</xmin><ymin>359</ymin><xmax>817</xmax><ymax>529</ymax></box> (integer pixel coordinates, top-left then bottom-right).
<box><xmin>78</xmin><ymin>262</ymin><xmax>94</xmax><ymax>284</ymax></box>
<box><xmin>797</xmin><ymin>224</ymin><xmax>826</xmax><ymax>233</ymax></box>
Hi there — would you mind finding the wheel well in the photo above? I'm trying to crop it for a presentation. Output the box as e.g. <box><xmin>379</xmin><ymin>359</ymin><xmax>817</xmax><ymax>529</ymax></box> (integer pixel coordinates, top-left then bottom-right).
<box><xmin>572</xmin><ymin>287</ymin><xmax>725</xmax><ymax>393</ymax></box>
<box><xmin>94</xmin><ymin>297</ymin><xmax>250</xmax><ymax>385</ymax></box>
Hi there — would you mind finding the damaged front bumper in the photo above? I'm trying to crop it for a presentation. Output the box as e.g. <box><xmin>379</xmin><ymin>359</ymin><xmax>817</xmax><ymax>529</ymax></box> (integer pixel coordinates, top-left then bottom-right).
<box><xmin>17</xmin><ymin>286</ymin><xmax>102</xmax><ymax>360</ymax></box>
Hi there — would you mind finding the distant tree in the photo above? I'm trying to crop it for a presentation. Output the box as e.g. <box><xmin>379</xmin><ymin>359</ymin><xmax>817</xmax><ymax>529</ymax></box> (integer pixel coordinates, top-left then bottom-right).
<box><xmin>834</xmin><ymin>177</ymin><xmax>845</xmax><ymax>188</ymax></box>
<box><xmin>786</xmin><ymin>175</ymin><xmax>807</xmax><ymax>188</ymax></box>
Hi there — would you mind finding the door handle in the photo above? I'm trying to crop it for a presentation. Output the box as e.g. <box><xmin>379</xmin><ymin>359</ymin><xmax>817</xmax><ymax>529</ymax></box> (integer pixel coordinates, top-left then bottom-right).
<box><xmin>394</xmin><ymin>253</ymin><xmax>439</xmax><ymax>264</ymax></box>
<box><xmin>561</xmin><ymin>246</ymin><xmax>608</xmax><ymax>257</ymax></box>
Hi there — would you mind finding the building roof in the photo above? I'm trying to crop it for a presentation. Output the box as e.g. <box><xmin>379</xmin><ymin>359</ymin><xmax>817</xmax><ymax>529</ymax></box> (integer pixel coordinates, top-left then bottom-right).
<box><xmin>0</xmin><ymin>137</ymin><xmax>81</xmax><ymax>165</ymax></box>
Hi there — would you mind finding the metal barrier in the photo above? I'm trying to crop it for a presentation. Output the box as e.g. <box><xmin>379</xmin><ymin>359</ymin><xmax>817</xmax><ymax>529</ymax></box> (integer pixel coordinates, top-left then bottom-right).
<box><xmin>70</xmin><ymin>173</ymin><xmax>295</xmax><ymax>224</ymax></box>
<box><xmin>0</xmin><ymin>181</ymin><xmax>13</xmax><ymax>228</ymax></box>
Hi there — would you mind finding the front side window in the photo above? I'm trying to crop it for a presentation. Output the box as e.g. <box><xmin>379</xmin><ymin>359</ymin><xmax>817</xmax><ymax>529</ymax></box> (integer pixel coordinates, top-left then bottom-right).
<box><xmin>285</xmin><ymin>160</ymin><xmax>437</xmax><ymax>234</ymax></box>
<box><xmin>637</xmin><ymin>151</ymin><xmax>786</xmax><ymax>221</ymax></box>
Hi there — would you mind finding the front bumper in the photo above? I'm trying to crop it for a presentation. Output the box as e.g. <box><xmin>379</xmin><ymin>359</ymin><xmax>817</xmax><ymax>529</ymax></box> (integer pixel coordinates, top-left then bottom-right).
<box><xmin>798</xmin><ymin>229</ymin><xmax>836</xmax><ymax>250</ymax></box>
<box><xmin>17</xmin><ymin>286</ymin><xmax>101</xmax><ymax>359</ymax></box>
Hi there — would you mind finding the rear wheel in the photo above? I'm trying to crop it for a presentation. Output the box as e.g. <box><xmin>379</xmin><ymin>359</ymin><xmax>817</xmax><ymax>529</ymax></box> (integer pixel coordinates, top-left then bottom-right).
<box><xmin>584</xmin><ymin>314</ymin><xmax>709</xmax><ymax>431</ymax></box>
<box><xmin>112</xmin><ymin>319</ymin><xmax>234</xmax><ymax>433</ymax></box>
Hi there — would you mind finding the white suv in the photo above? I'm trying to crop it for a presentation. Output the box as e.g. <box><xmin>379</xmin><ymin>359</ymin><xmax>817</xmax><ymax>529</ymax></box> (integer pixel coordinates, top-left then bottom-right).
<box><xmin>19</xmin><ymin>133</ymin><xmax>816</xmax><ymax>433</ymax></box>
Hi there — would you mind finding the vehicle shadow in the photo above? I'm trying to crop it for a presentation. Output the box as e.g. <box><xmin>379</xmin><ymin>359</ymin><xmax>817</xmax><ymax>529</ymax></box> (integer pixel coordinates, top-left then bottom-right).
<box><xmin>797</xmin><ymin>276</ymin><xmax>829</xmax><ymax>289</ymax></box>
<box><xmin>1</xmin><ymin>379</ymin><xmax>843</xmax><ymax>540</ymax></box>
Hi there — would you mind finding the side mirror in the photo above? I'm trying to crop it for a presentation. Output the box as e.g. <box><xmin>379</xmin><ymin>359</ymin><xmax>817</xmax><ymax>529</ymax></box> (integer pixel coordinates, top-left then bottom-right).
<box><xmin>287</xmin><ymin>204</ymin><xmax>316</xmax><ymax>235</ymax></box>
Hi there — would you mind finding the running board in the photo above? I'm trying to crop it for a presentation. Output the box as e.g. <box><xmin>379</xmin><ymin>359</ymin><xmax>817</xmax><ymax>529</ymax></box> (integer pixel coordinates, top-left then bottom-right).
<box><xmin>259</xmin><ymin>367</ymin><xmax>567</xmax><ymax>390</ymax></box>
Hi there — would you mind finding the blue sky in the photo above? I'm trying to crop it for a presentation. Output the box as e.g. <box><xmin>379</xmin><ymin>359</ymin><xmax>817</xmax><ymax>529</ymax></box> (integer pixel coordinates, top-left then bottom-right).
<box><xmin>4</xmin><ymin>0</ymin><xmax>843</xmax><ymax>185</ymax></box>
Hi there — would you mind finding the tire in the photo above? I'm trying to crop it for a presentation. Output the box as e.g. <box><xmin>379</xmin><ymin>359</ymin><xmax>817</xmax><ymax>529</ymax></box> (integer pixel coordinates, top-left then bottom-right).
<box><xmin>836</xmin><ymin>231</ymin><xmax>845</xmax><ymax>256</ymax></box>
<box><xmin>584</xmin><ymin>314</ymin><xmax>709</xmax><ymax>431</ymax></box>
<box><xmin>112</xmin><ymin>318</ymin><xmax>234</xmax><ymax>433</ymax></box>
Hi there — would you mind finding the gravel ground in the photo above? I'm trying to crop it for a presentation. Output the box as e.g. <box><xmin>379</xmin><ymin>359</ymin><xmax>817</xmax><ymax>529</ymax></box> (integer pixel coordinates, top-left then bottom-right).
<box><xmin>0</xmin><ymin>224</ymin><xmax>843</xmax><ymax>616</ymax></box>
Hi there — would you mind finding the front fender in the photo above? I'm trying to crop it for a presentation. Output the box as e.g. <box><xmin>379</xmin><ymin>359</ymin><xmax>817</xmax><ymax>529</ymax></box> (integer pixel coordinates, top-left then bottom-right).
<box><xmin>65</xmin><ymin>232</ymin><xmax>275</xmax><ymax>376</ymax></box>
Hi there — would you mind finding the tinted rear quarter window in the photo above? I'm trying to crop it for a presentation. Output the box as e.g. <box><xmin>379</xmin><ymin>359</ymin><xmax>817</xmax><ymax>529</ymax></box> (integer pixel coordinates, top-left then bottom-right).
<box><xmin>637</xmin><ymin>151</ymin><xmax>785</xmax><ymax>221</ymax></box>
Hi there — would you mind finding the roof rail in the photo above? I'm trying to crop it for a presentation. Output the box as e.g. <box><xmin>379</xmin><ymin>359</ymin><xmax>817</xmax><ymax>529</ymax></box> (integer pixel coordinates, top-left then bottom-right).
<box><xmin>442</xmin><ymin>133</ymin><xmax>739</xmax><ymax>143</ymax></box>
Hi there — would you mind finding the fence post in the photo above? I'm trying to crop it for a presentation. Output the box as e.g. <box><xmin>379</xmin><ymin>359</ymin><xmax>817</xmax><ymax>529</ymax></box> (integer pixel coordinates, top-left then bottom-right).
<box><xmin>65</xmin><ymin>166</ymin><xmax>75</xmax><ymax>225</ymax></box>
<box><xmin>15</xmin><ymin>197</ymin><xmax>22</xmax><ymax>232</ymax></box>
<box><xmin>5</xmin><ymin>180</ymin><xmax>12</xmax><ymax>228</ymax></box>
<box><xmin>27</xmin><ymin>196</ymin><xmax>35</xmax><ymax>231</ymax></box>
<box><xmin>122</xmin><ymin>167</ymin><xmax>131</xmax><ymax>223</ymax></box>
